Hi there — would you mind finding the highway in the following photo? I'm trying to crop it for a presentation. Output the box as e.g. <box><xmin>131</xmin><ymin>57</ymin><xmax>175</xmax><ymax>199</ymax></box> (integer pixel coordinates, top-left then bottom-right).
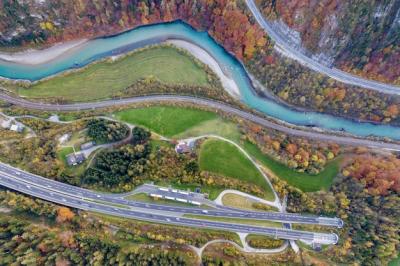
<box><xmin>0</xmin><ymin>162</ymin><xmax>342</xmax><ymax>227</ymax></box>
<box><xmin>0</xmin><ymin>162</ymin><xmax>339</xmax><ymax>244</ymax></box>
<box><xmin>245</xmin><ymin>0</ymin><xmax>400</xmax><ymax>95</ymax></box>
<box><xmin>0</xmin><ymin>93</ymin><xmax>399</xmax><ymax>151</ymax></box>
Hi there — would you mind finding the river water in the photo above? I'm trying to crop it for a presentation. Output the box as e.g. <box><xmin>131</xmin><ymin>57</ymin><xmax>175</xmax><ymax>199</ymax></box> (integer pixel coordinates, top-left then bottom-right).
<box><xmin>0</xmin><ymin>21</ymin><xmax>399</xmax><ymax>140</ymax></box>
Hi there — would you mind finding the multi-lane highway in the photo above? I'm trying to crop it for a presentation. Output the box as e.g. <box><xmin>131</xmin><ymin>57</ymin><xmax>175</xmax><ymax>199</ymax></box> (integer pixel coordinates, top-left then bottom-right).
<box><xmin>0</xmin><ymin>93</ymin><xmax>399</xmax><ymax>151</ymax></box>
<box><xmin>0</xmin><ymin>162</ymin><xmax>343</xmax><ymax>227</ymax></box>
<box><xmin>245</xmin><ymin>0</ymin><xmax>400</xmax><ymax>95</ymax></box>
<box><xmin>0</xmin><ymin>162</ymin><xmax>339</xmax><ymax>244</ymax></box>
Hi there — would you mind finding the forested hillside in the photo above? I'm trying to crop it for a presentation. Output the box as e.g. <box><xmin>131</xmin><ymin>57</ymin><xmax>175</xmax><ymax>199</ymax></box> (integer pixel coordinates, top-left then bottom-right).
<box><xmin>0</xmin><ymin>0</ymin><xmax>266</xmax><ymax>60</ymax></box>
<box><xmin>1</xmin><ymin>0</ymin><xmax>400</xmax><ymax>125</ymax></box>
<box><xmin>257</xmin><ymin>0</ymin><xmax>400</xmax><ymax>85</ymax></box>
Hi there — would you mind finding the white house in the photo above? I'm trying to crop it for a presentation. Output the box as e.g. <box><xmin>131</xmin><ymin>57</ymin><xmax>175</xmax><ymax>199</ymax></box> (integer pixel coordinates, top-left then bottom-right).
<box><xmin>10</xmin><ymin>124</ymin><xmax>24</xmax><ymax>133</ymax></box>
<box><xmin>58</xmin><ymin>133</ymin><xmax>71</xmax><ymax>145</ymax></box>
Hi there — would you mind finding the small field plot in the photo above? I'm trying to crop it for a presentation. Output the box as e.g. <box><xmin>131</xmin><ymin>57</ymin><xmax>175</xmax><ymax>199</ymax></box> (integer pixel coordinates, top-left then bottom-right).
<box><xmin>17</xmin><ymin>46</ymin><xmax>211</xmax><ymax>102</ymax></box>
<box><xmin>114</xmin><ymin>106</ymin><xmax>217</xmax><ymax>137</ymax></box>
<box><xmin>199</xmin><ymin>139</ymin><xmax>274</xmax><ymax>200</ymax></box>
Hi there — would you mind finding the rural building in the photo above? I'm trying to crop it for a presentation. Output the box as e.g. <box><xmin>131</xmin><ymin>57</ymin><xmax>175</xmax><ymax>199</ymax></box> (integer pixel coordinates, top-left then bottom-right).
<box><xmin>10</xmin><ymin>124</ymin><xmax>24</xmax><ymax>133</ymax></box>
<box><xmin>58</xmin><ymin>133</ymin><xmax>71</xmax><ymax>145</ymax></box>
<box><xmin>175</xmin><ymin>141</ymin><xmax>193</xmax><ymax>154</ymax></box>
<box><xmin>81</xmin><ymin>141</ymin><xmax>95</xmax><ymax>150</ymax></box>
<box><xmin>66</xmin><ymin>153</ymin><xmax>85</xmax><ymax>166</ymax></box>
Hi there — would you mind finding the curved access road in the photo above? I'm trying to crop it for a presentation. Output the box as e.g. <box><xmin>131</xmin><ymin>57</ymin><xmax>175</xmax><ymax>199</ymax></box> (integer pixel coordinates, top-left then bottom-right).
<box><xmin>245</xmin><ymin>0</ymin><xmax>400</xmax><ymax>95</ymax></box>
<box><xmin>1</xmin><ymin>92</ymin><xmax>400</xmax><ymax>151</ymax></box>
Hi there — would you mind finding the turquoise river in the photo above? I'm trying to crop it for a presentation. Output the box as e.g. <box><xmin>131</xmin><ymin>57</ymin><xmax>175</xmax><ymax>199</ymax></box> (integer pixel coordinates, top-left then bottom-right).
<box><xmin>1</xmin><ymin>21</ymin><xmax>400</xmax><ymax>140</ymax></box>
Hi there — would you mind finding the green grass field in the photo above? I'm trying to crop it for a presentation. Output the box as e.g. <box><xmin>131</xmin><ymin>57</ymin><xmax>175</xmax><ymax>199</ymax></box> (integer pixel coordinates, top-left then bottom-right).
<box><xmin>17</xmin><ymin>46</ymin><xmax>210</xmax><ymax>102</ymax></box>
<box><xmin>56</xmin><ymin>147</ymin><xmax>74</xmax><ymax>165</ymax></box>
<box><xmin>389</xmin><ymin>254</ymin><xmax>399</xmax><ymax>266</ymax></box>
<box><xmin>114</xmin><ymin>106</ymin><xmax>217</xmax><ymax>137</ymax></box>
<box><xmin>199</xmin><ymin>139</ymin><xmax>275</xmax><ymax>200</ymax></box>
<box><xmin>115</xmin><ymin>105</ymin><xmax>340</xmax><ymax>192</ymax></box>
<box><xmin>243</xmin><ymin>141</ymin><xmax>340</xmax><ymax>192</ymax></box>
<box><xmin>175</xmin><ymin>118</ymin><xmax>241</xmax><ymax>142</ymax></box>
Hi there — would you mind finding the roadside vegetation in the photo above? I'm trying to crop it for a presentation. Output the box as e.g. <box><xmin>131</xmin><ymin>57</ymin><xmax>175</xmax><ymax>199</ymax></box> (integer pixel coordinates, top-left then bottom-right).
<box><xmin>125</xmin><ymin>193</ymin><xmax>200</xmax><ymax>208</ymax></box>
<box><xmin>184</xmin><ymin>214</ymin><xmax>282</xmax><ymax>228</ymax></box>
<box><xmin>221</xmin><ymin>193</ymin><xmax>278</xmax><ymax>212</ymax></box>
<box><xmin>246</xmin><ymin>234</ymin><xmax>285</xmax><ymax>249</ymax></box>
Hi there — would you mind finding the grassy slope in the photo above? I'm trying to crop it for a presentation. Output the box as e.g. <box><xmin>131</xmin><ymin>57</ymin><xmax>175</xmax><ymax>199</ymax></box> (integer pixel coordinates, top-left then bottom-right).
<box><xmin>243</xmin><ymin>141</ymin><xmax>340</xmax><ymax>192</ymax></box>
<box><xmin>18</xmin><ymin>46</ymin><xmax>210</xmax><ymax>102</ymax></box>
<box><xmin>199</xmin><ymin>139</ymin><xmax>274</xmax><ymax>200</ymax></box>
<box><xmin>175</xmin><ymin>118</ymin><xmax>241</xmax><ymax>142</ymax></box>
<box><xmin>114</xmin><ymin>106</ymin><xmax>217</xmax><ymax>137</ymax></box>
<box><xmin>56</xmin><ymin>147</ymin><xmax>74</xmax><ymax>165</ymax></box>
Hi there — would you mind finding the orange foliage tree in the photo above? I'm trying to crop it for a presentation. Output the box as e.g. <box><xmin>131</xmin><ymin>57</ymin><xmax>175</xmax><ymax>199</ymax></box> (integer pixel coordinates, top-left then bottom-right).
<box><xmin>344</xmin><ymin>155</ymin><xmax>400</xmax><ymax>196</ymax></box>
<box><xmin>56</xmin><ymin>207</ymin><xmax>75</xmax><ymax>223</ymax></box>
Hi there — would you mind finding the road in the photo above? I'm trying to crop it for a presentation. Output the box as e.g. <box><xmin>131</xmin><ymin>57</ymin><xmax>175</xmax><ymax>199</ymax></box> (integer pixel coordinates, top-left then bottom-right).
<box><xmin>245</xmin><ymin>0</ymin><xmax>400</xmax><ymax>95</ymax></box>
<box><xmin>0</xmin><ymin>162</ymin><xmax>342</xmax><ymax>227</ymax></box>
<box><xmin>1</xmin><ymin>93</ymin><xmax>399</xmax><ymax>151</ymax></box>
<box><xmin>0</xmin><ymin>162</ymin><xmax>339</xmax><ymax>244</ymax></box>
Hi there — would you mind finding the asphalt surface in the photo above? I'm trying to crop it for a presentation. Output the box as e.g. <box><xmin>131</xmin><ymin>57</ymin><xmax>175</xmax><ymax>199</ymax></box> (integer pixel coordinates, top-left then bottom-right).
<box><xmin>0</xmin><ymin>162</ymin><xmax>339</xmax><ymax>244</ymax></box>
<box><xmin>245</xmin><ymin>0</ymin><xmax>400</xmax><ymax>95</ymax></box>
<box><xmin>1</xmin><ymin>93</ymin><xmax>400</xmax><ymax>151</ymax></box>
<box><xmin>0</xmin><ymin>162</ymin><xmax>342</xmax><ymax>227</ymax></box>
